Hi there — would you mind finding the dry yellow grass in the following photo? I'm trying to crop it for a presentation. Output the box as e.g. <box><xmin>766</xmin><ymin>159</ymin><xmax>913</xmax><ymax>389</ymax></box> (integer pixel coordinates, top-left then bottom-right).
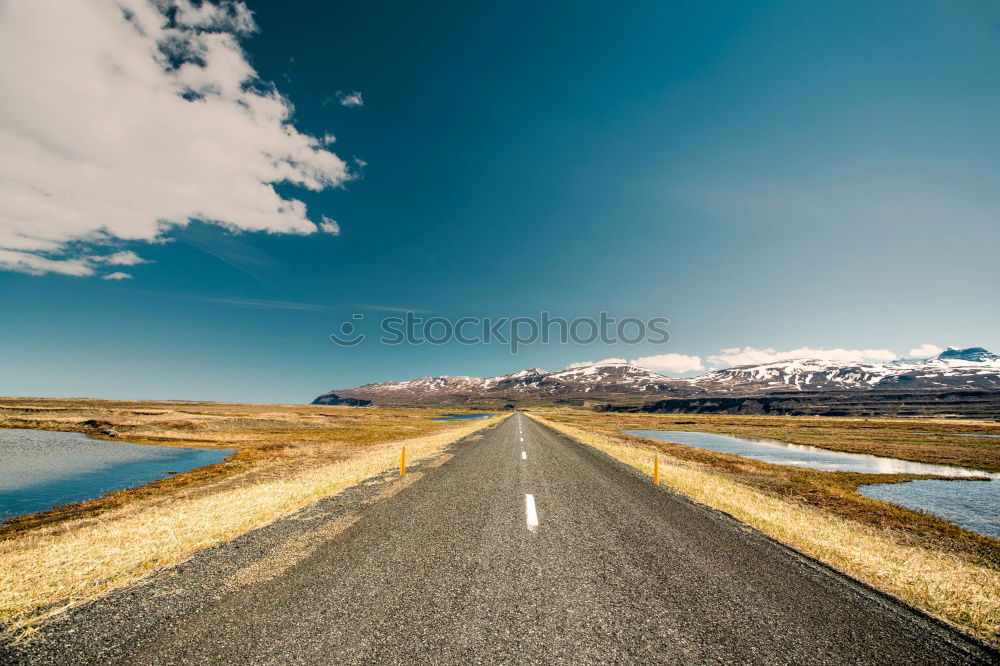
<box><xmin>0</xmin><ymin>399</ymin><xmax>492</xmax><ymax>534</ymax></box>
<box><xmin>529</xmin><ymin>413</ymin><xmax>1000</xmax><ymax>643</ymax></box>
<box><xmin>540</xmin><ymin>410</ymin><xmax>1000</xmax><ymax>471</ymax></box>
<box><xmin>0</xmin><ymin>414</ymin><xmax>502</xmax><ymax>637</ymax></box>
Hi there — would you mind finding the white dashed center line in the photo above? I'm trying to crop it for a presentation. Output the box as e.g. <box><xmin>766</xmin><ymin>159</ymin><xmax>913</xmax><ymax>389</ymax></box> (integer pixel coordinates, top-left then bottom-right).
<box><xmin>525</xmin><ymin>494</ymin><xmax>539</xmax><ymax>531</ymax></box>
<box><xmin>521</xmin><ymin>451</ymin><xmax>527</xmax><ymax>460</ymax></box>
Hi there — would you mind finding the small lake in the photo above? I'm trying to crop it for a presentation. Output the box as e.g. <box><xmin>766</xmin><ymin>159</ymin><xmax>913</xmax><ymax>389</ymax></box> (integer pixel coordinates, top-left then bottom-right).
<box><xmin>0</xmin><ymin>428</ymin><xmax>232</xmax><ymax>522</ymax></box>
<box><xmin>859</xmin><ymin>480</ymin><xmax>999</xmax><ymax>538</ymax></box>
<box><xmin>625</xmin><ymin>430</ymin><xmax>1000</xmax><ymax>538</ymax></box>
<box><xmin>432</xmin><ymin>414</ymin><xmax>494</xmax><ymax>420</ymax></box>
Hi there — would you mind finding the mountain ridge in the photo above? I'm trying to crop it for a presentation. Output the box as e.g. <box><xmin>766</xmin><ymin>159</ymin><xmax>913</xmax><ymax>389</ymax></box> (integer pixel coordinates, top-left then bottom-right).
<box><xmin>312</xmin><ymin>347</ymin><xmax>1000</xmax><ymax>406</ymax></box>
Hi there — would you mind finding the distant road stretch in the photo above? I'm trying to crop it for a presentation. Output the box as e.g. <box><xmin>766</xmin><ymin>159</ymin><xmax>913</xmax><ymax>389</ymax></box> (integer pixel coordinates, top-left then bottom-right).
<box><xmin>6</xmin><ymin>414</ymin><xmax>996</xmax><ymax>665</ymax></box>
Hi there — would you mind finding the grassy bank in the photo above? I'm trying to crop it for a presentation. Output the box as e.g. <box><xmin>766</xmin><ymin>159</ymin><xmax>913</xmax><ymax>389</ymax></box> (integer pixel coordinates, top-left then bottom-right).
<box><xmin>529</xmin><ymin>410</ymin><xmax>1000</xmax><ymax>644</ymax></box>
<box><xmin>0</xmin><ymin>399</ymin><xmax>503</xmax><ymax>637</ymax></box>
<box><xmin>0</xmin><ymin>399</ymin><xmax>492</xmax><ymax>534</ymax></box>
<box><xmin>579</xmin><ymin>411</ymin><xmax>1000</xmax><ymax>471</ymax></box>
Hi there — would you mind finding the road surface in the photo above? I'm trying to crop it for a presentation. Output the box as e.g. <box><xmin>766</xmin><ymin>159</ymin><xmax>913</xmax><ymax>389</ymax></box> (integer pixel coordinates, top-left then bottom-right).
<box><xmin>5</xmin><ymin>414</ymin><xmax>996</xmax><ymax>664</ymax></box>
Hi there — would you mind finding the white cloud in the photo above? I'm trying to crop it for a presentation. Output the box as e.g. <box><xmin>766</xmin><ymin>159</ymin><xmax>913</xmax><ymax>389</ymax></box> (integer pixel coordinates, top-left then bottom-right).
<box><xmin>173</xmin><ymin>0</ymin><xmax>255</xmax><ymax>32</ymax></box>
<box><xmin>102</xmin><ymin>271</ymin><xmax>133</xmax><ymax>280</ymax></box>
<box><xmin>564</xmin><ymin>358</ymin><xmax>627</xmax><ymax>369</ymax></box>
<box><xmin>631</xmin><ymin>353</ymin><xmax>704</xmax><ymax>374</ymax></box>
<box><xmin>0</xmin><ymin>247</ymin><xmax>150</xmax><ymax>276</ymax></box>
<box><xmin>321</xmin><ymin>133</ymin><xmax>337</xmax><ymax>145</ymax></box>
<box><xmin>319</xmin><ymin>217</ymin><xmax>340</xmax><ymax>235</ymax></box>
<box><xmin>337</xmin><ymin>91</ymin><xmax>364</xmax><ymax>107</ymax></box>
<box><xmin>0</xmin><ymin>249</ymin><xmax>95</xmax><ymax>276</ymax></box>
<box><xmin>909</xmin><ymin>344</ymin><xmax>943</xmax><ymax>358</ymax></box>
<box><xmin>94</xmin><ymin>250</ymin><xmax>149</xmax><ymax>266</ymax></box>
<box><xmin>0</xmin><ymin>0</ymin><xmax>349</xmax><ymax>276</ymax></box>
<box><xmin>708</xmin><ymin>346</ymin><xmax>898</xmax><ymax>368</ymax></box>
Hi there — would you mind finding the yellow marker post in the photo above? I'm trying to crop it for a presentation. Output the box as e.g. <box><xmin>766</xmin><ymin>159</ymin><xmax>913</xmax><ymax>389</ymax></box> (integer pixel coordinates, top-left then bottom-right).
<box><xmin>653</xmin><ymin>456</ymin><xmax>660</xmax><ymax>486</ymax></box>
<box><xmin>400</xmin><ymin>446</ymin><xmax>406</xmax><ymax>476</ymax></box>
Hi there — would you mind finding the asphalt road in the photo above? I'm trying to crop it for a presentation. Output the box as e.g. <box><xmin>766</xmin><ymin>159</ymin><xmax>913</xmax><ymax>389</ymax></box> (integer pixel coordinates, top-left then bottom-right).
<box><xmin>6</xmin><ymin>414</ymin><xmax>997</xmax><ymax>664</ymax></box>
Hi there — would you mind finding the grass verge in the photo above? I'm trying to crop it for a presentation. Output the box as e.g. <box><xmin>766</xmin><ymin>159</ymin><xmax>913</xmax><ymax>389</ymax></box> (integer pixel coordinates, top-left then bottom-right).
<box><xmin>529</xmin><ymin>412</ymin><xmax>1000</xmax><ymax>644</ymax></box>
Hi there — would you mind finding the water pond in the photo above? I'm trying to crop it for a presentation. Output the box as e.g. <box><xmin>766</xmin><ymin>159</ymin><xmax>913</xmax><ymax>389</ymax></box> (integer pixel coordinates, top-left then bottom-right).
<box><xmin>432</xmin><ymin>414</ymin><xmax>494</xmax><ymax>420</ymax></box>
<box><xmin>624</xmin><ymin>429</ymin><xmax>1000</xmax><ymax>538</ymax></box>
<box><xmin>0</xmin><ymin>428</ymin><xmax>233</xmax><ymax>522</ymax></box>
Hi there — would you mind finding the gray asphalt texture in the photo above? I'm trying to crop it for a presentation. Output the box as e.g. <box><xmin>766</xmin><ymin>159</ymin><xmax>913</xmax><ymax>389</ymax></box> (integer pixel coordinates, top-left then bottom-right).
<box><xmin>3</xmin><ymin>414</ymin><xmax>997</xmax><ymax>665</ymax></box>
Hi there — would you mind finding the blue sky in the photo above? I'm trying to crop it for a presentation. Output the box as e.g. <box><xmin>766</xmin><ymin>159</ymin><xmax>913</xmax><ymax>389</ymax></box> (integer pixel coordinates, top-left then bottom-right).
<box><xmin>1</xmin><ymin>0</ymin><xmax>999</xmax><ymax>402</ymax></box>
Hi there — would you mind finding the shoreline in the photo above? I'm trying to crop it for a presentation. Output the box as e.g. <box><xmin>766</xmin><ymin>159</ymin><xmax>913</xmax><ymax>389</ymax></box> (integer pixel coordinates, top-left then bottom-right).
<box><xmin>0</xmin><ymin>399</ymin><xmax>489</xmax><ymax>536</ymax></box>
<box><xmin>0</xmin><ymin>427</ymin><xmax>486</xmax><ymax>654</ymax></box>
<box><xmin>0</xmin><ymin>426</ymin><xmax>237</xmax><ymax>534</ymax></box>
<box><xmin>0</xmin><ymin>399</ymin><xmax>503</xmax><ymax>636</ymax></box>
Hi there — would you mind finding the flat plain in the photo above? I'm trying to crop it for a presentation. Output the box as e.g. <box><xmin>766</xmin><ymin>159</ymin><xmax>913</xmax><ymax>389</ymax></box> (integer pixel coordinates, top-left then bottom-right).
<box><xmin>0</xmin><ymin>400</ymin><xmax>997</xmax><ymax>657</ymax></box>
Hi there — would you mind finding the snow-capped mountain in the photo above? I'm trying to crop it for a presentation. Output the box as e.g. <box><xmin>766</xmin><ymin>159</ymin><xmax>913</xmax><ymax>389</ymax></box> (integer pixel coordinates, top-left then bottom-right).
<box><xmin>312</xmin><ymin>347</ymin><xmax>1000</xmax><ymax>405</ymax></box>
<box><xmin>934</xmin><ymin>347</ymin><xmax>1000</xmax><ymax>364</ymax></box>
<box><xmin>690</xmin><ymin>347</ymin><xmax>1000</xmax><ymax>393</ymax></box>
<box><xmin>312</xmin><ymin>361</ymin><xmax>691</xmax><ymax>405</ymax></box>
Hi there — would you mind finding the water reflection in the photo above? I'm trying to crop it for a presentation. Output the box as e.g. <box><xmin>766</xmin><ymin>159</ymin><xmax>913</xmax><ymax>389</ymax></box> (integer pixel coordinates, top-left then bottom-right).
<box><xmin>0</xmin><ymin>428</ymin><xmax>232</xmax><ymax>521</ymax></box>
<box><xmin>624</xmin><ymin>429</ymin><xmax>999</xmax><ymax>538</ymax></box>
<box><xmin>624</xmin><ymin>430</ymin><xmax>997</xmax><ymax>478</ymax></box>
<box><xmin>432</xmin><ymin>414</ymin><xmax>494</xmax><ymax>420</ymax></box>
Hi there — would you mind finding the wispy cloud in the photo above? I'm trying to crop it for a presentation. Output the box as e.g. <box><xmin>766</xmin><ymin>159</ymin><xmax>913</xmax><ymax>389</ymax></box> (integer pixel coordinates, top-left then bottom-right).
<box><xmin>708</xmin><ymin>346</ymin><xmax>897</xmax><ymax>368</ymax></box>
<box><xmin>567</xmin><ymin>347</ymin><xmax>904</xmax><ymax>374</ymax></box>
<box><xmin>319</xmin><ymin>217</ymin><xmax>341</xmax><ymax>235</ymax></box>
<box><xmin>144</xmin><ymin>290</ymin><xmax>423</xmax><ymax>313</ymax></box>
<box><xmin>0</xmin><ymin>0</ymin><xmax>348</xmax><ymax>277</ymax></box>
<box><xmin>356</xmin><ymin>304</ymin><xmax>434</xmax><ymax>314</ymax></box>
<box><xmin>102</xmin><ymin>272</ymin><xmax>133</xmax><ymax>280</ymax></box>
<box><xmin>632</xmin><ymin>353</ymin><xmax>704</xmax><ymax>374</ymax></box>
<box><xmin>909</xmin><ymin>343</ymin><xmax>943</xmax><ymax>358</ymax></box>
<box><xmin>0</xmin><ymin>248</ymin><xmax>147</xmax><ymax>277</ymax></box>
<box><xmin>336</xmin><ymin>90</ymin><xmax>364</xmax><ymax>107</ymax></box>
<box><xmin>177</xmin><ymin>225</ymin><xmax>277</xmax><ymax>285</ymax></box>
<box><xmin>564</xmin><ymin>358</ymin><xmax>628</xmax><ymax>369</ymax></box>
<box><xmin>94</xmin><ymin>251</ymin><xmax>149</xmax><ymax>266</ymax></box>
<box><xmin>565</xmin><ymin>354</ymin><xmax>704</xmax><ymax>374</ymax></box>
<box><xmin>186</xmin><ymin>295</ymin><xmax>330</xmax><ymax>311</ymax></box>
